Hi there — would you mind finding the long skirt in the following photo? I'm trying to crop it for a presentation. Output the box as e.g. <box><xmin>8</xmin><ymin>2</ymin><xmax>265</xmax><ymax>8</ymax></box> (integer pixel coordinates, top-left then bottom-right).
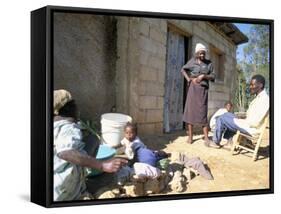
<box><xmin>183</xmin><ymin>82</ymin><xmax>208</xmax><ymax>126</ymax></box>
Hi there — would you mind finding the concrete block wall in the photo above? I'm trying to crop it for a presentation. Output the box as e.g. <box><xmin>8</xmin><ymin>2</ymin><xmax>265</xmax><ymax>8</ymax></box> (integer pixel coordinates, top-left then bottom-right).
<box><xmin>136</xmin><ymin>18</ymin><xmax>167</xmax><ymax>135</ymax></box>
<box><xmin>116</xmin><ymin>17</ymin><xmax>168</xmax><ymax>135</ymax></box>
<box><xmin>54</xmin><ymin>14</ymin><xmax>238</xmax><ymax>135</ymax></box>
<box><xmin>116</xmin><ymin>18</ymin><xmax>238</xmax><ymax>135</ymax></box>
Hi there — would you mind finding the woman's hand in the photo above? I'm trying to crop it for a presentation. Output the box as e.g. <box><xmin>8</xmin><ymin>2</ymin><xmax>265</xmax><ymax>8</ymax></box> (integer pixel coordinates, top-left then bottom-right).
<box><xmin>58</xmin><ymin>150</ymin><xmax>128</xmax><ymax>173</ymax></box>
<box><xmin>191</xmin><ymin>75</ymin><xmax>205</xmax><ymax>84</ymax></box>
<box><xmin>192</xmin><ymin>78</ymin><xmax>198</xmax><ymax>84</ymax></box>
<box><xmin>196</xmin><ymin>74</ymin><xmax>205</xmax><ymax>83</ymax></box>
<box><xmin>181</xmin><ymin>69</ymin><xmax>191</xmax><ymax>82</ymax></box>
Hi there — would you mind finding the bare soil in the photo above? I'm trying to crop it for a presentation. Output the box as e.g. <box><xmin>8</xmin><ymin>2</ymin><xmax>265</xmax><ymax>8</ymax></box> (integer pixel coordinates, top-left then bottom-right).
<box><xmin>141</xmin><ymin>128</ymin><xmax>270</xmax><ymax>194</ymax></box>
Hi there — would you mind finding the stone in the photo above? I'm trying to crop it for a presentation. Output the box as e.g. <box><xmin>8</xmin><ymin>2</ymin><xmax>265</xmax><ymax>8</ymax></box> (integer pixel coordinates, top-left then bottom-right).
<box><xmin>144</xmin><ymin>178</ymin><xmax>161</xmax><ymax>194</ymax></box>
<box><xmin>182</xmin><ymin>168</ymin><xmax>192</xmax><ymax>181</ymax></box>
<box><xmin>95</xmin><ymin>187</ymin><xmax>119</xmax><ymax>199</ymax></box>
<box><xmin>158</xmin><ymin>171</ymin><xmax>171</xmax><ymax>192</ymax></box>
<box><xmin>123</xmin><ymin>181</ymin><xmax>145</xmax><ymax>197</ymax></box>
<box><xmin>169</xmin><ymin>170</ymin><xmax>186</xmax><ymax>192</ymax></box>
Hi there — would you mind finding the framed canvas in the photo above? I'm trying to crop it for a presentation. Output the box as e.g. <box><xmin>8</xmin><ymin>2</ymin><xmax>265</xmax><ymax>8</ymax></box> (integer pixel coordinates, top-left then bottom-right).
<box><xmin>31</xmin><ymin>5</ymin><xmax>274</xmax><ymax>207</ymax></box>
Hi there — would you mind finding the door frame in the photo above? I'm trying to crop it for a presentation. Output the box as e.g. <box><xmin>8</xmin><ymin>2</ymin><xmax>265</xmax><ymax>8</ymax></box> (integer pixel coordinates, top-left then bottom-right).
<box><xmin>164</xmin><ymin>24</ymin><xmax>193</xmax><ymax>133</ymax></box>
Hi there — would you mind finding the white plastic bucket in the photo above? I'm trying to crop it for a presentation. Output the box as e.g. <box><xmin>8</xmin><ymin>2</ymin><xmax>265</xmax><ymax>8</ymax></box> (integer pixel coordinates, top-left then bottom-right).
<box><xmin>101</xmin><ymin>113</ymin><xmax>132</xmax><ymax>147</ymax></box>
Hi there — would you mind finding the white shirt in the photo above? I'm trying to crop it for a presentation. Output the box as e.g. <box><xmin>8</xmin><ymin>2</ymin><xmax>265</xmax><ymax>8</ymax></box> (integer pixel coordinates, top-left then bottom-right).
<box><xmin>234</xmin><ymin>90</ymin><xmax>269</xmax><ymax>134</ymax></box>
<box><xmin>120</xmin><ymin>137</ymin><xmax>146</xmax><ymax>159</ymax></box>
<box><xmin>210</xmin><ymin>108</ymin><xmax>228</xmax><ymax>131</ymax></box>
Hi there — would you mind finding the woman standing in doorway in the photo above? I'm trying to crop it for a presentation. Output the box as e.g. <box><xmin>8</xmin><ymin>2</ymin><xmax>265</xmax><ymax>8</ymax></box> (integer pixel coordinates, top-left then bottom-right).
<box><xmin>181</xmin><ymin>43</ymin><xmax>216</xmax><ymax>145</ymax></box>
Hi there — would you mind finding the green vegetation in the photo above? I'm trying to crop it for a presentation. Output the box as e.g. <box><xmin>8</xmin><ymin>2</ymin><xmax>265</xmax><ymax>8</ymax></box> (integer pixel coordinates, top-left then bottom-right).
<box><xmin>235</xmin><ymin>24</ymin><xmax>270</xmax><ymax>111</ymax></box>
<box><xmin>79</xmin><ymin>119</ymin><xmax>101</xmax><ymax>140</ymax></box>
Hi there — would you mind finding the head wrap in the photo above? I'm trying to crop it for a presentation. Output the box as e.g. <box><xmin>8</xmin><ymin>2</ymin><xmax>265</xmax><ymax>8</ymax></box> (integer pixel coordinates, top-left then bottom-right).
<box><xmin>195</xmin><ymin>43</ymin><xmax>207</xmax><ymax>53</ymax></box>
<box><xmin>54</xmin><ymin>89</ymin><xmax>72</xmax><ymax>115</ymax></box>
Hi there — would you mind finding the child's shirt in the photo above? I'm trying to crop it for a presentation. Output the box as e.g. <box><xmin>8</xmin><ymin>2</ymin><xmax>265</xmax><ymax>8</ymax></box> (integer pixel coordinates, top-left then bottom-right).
<box><xmin>120</xmin><ymin>137</ymin><xmax>146</xmax><ymax>160</ymax></box>
<box><xmin>121</xmin><ymin>136</ymin><xmax>163</xmax><ymax>167</ymax></box>
<box><xmin>209</xmin><ymin>108</ymin><xmax>228</xmax><ymax>131</ymax></box>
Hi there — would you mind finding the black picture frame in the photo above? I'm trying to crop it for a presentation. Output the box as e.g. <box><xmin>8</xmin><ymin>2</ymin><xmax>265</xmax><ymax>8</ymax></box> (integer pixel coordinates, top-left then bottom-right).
<box><xmin>31</xmin><ymin>5</ymin><xmax>274</xmax><ymax>208</ymax></box>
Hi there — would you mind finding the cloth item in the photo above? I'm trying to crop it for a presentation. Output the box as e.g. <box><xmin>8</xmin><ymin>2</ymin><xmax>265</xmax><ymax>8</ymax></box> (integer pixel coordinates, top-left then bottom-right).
<box><xmin>183</xmin><ymin>81</ymin><xmax>208</xmax><ymax>125</ymax></box>
<box><xmin>54</xmin><ymin>89</ymin><xmax>72</xmax><ymax>115</ymax></box>
<box><xmin>177</xmin><ymin>153</ymin><xmax>213</xmax><ymax>180</ymax></box>
<box><xmin>136</xmin><ymin>148</ymin><xmax>158</xmax><ymax>167</ymax></box>
<box><xmin>140</xmin><ymin>150</ymin><xmax>169</xmax><ymax>167</ymax></box>
<box><xmin>53</xmin><ymin>119</ymin><xmax>87</xmax><ymax>201</ymax></box>
<box><xmin>195</xmin><ymin>43</ymin><xmax>207</xmax><ymax>53</ymax></box>
<box><xmin>209</xmin><ymin>108</ymin><xmax>228</xmax><ymax>131</ymax></box>
<box><xmin>157</xmin><ymin>158</ymin><xmax>170</xmax><ymax>170</ymax></box>
<box><xmin>181</xmin><ymin>57</ymin><xmax>215</xmax><ymax>88</ymax></box>
<box><xmin>133</xmin><ymin>162</ymin><xmax>161</xmax><ymax>179</ymax></box>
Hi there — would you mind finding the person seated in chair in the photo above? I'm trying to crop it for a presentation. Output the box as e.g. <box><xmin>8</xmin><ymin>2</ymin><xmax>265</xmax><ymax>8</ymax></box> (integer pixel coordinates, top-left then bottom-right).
<box><xmin>206</xmin><ymin>74</ymin><xmax>269</xmax><ymax>149</ymax></box>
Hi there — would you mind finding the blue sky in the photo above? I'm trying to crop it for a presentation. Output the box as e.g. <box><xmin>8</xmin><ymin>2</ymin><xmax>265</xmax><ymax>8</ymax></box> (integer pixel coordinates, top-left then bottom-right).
<box><xmin>234</xmin><ymin>23</ymin><xmax>252</xmax><ymax>61</ymax></box>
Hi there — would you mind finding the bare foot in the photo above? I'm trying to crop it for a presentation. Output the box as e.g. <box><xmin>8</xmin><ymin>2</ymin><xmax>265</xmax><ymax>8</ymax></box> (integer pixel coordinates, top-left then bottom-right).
<box><xmin>187</xmin><ymin>138</ymin><xmax>193</xmax><ymax>144</ymax></box>
<box><xmin>204</xmin><ymin>140</ymin><xmax>221</xmax><ymax>149</ymax></box>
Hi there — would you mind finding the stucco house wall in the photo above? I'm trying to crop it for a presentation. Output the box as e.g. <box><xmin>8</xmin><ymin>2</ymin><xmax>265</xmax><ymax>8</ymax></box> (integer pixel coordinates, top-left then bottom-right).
<box><xmin>53</xmin><ymin>13</ymin><xmax>117</xmax><ymax>121</ymax></box>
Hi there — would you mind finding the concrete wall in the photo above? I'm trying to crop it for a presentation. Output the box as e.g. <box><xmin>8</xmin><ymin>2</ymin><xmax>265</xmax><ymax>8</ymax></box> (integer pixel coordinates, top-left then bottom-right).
<box><xmin>116</xmin><ymin>17</ymin><xmax>167</xmax><ymax>135</ymax></box>
<box><xmin>53</xmin><ymin>13</ymin><xmax>238</xmax><ymax>135</ymax></box>
<box><xmin>116</xmin><ymin>18</ymin><xmax>238</xmax><ymax>135</ymax></box>
<box><xmin>53</xmin><ymin>13</ymin><xmax>117</xmax><ymax>122</ymax></box>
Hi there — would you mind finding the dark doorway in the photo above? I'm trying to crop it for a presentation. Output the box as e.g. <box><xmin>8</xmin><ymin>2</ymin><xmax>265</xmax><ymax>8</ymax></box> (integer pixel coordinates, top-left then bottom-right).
<box><xmin>183</xmin><ymin>36</ymin><xmax>190</xmax><ymax>130</ymax></box>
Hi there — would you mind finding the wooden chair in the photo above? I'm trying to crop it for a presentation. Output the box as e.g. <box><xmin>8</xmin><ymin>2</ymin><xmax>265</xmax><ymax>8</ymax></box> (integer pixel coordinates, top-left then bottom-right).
<box><xmin>231</xmin><ymin>114</ymin><xmax>269</xmax><ymax>161</ymax></box>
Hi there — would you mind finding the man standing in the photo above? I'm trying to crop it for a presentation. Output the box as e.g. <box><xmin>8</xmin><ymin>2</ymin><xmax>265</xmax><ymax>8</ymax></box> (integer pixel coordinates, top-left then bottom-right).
<box><xmin>207</xmin><ymin>74</ymin><xmax>269</xmax><ymax>148</ymax></box>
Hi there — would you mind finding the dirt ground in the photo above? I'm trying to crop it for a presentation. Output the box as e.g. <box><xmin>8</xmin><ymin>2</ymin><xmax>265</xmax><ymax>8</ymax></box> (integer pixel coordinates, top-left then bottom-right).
<box><xmin>141</xmin><ymin>128</ymin><xmax>270</xmax><ymax>194</ymax></box>
<box><xmin>86</xmin><ymin>128</ymin><xmax>270</xmax><ymax>198</ymax></box>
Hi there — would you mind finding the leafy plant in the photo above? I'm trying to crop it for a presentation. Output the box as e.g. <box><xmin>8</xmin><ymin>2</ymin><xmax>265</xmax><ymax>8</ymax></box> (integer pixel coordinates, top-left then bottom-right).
<box><xmin>79</xmin><ymin>119</ymin><xmax>101</xmax><ymax>140</ymax></box>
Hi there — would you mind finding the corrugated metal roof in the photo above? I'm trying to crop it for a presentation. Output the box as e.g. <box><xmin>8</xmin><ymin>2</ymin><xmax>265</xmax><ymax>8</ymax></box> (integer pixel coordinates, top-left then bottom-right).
<box><xmin>210</xmin><ymin>22</ymin><xmax>249</xmax><ymax>45</ymax></box>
